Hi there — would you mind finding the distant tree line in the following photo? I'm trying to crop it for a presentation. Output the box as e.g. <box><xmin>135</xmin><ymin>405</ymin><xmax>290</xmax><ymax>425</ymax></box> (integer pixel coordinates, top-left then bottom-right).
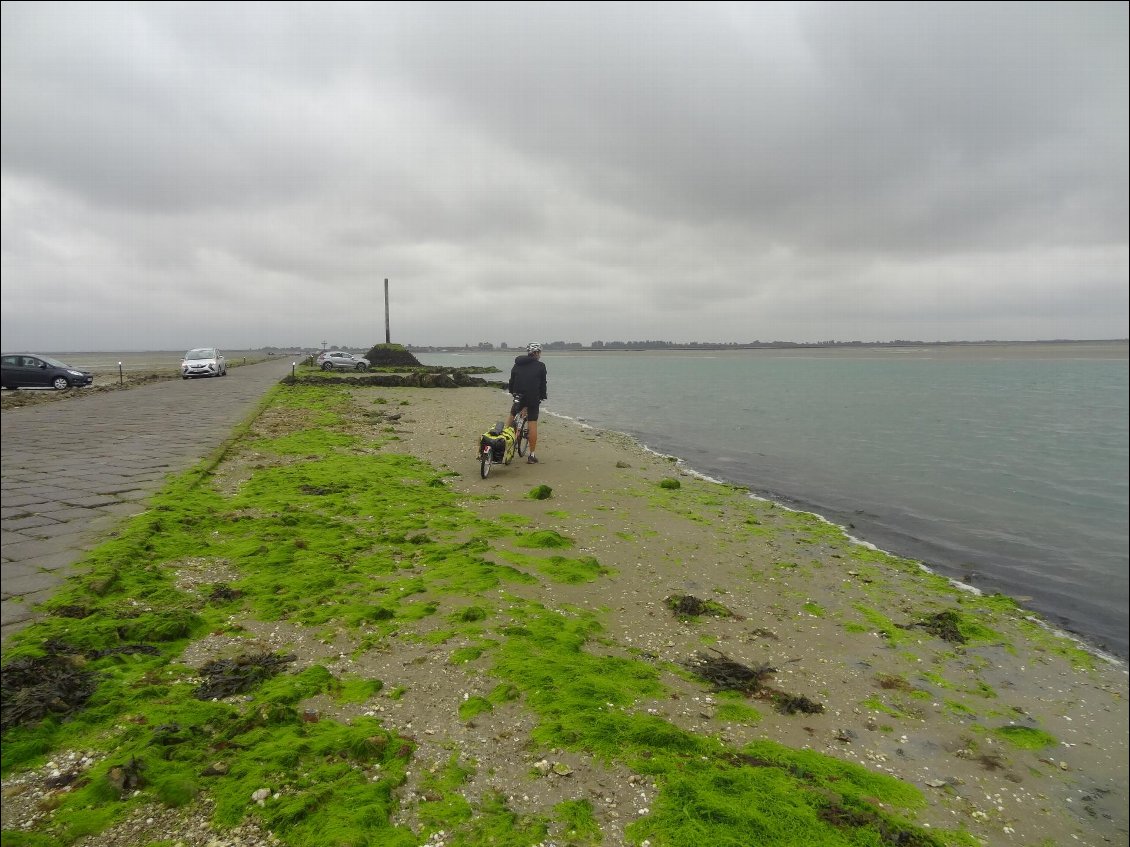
<box><xmin>406</xmin><ymin>338</ymin><xmax>1119</xmax><ymax>353</ymax></box>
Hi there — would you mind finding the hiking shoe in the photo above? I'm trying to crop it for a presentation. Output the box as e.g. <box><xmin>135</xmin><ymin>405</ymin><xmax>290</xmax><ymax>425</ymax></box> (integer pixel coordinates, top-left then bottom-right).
<box><xmin>527</xmin><ymin>455</ymin><xmax>539</xmax><ymax>464</ymax></box>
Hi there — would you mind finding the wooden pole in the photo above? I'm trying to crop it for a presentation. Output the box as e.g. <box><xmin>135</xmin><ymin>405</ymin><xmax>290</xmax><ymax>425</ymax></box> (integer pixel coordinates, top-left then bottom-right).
<box><xmin>384</xmin><ymin>278</ymin><xmax>390</xmax><ymax>344</ymax></box>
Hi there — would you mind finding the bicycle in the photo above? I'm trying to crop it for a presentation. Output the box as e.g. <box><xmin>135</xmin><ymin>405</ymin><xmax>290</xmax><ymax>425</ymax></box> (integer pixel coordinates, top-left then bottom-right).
<box><xmin>513</xmin><ymin>404</ymin><xmax>530</xmax><ymax>458</ymax></box>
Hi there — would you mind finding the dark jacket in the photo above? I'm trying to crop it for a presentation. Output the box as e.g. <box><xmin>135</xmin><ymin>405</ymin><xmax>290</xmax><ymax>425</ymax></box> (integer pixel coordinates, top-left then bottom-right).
<box><xmin>507</xmin><ymin>354</ymin><xmax>547</xmax><ymax>400</ymax></box>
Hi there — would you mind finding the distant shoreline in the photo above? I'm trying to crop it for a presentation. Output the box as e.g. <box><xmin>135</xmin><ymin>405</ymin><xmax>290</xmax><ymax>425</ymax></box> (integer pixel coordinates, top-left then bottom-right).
<box><xmin>16</xmin><ymin>339</ymin><xmax>1127</xmax><ymax>357</ymax></box>
<box><xmin>414</xmin><ymin>339</ymin><xmax>1129</xmax><ymax>359</ymax></box>
<box><xmin>412</xmin><ymin>338</ymin><xmax>1129</xmax><ymax>354</ymax></box>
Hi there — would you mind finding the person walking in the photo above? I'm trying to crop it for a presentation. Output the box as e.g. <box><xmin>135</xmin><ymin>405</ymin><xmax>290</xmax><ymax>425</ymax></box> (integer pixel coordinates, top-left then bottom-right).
<box><xmin>506</xmin><ymin>342</ymin><xmax>548</xmax><ymax>463</ymax></box>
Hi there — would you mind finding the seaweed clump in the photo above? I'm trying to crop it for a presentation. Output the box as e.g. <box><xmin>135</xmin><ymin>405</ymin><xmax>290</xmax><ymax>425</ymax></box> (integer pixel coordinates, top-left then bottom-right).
<box><xmin>665</xmin><ymin>594</ymin><xmax>736</xmax><ymax>619</ymax></box>
<box><xmin>194</xmin><ymin>652</ymin><xmax>296</xmax><ymax>700</ymax></box>
<box><xmin>208</xmin><ymin>583</ymin><xmax>244</xmax><ymax>603</ymax></box>
<box><xmin>1</xmin><ymin>653</ymin><xmax>98</xmax><ymax>731</ymax></box>
<box><xmin>908</xmin><ymin>610</ymin><xmax>967</xmax><ymax>643</ymax></box>
<box><xmin>818</xmin><ymin>802</ymin><xmax>942</xmax><ymax>847</ymax></box>
<box><xmin>776</xmin><ymin>694</ymin><xmax>825</xmax><ymax>715</ymax></box>
<box><xmin>105</xmin><ymin>756</ymin><xmax>146</xmax><ymax>797</ymax></box>
<box><xmin>682</xmin><ymin>650</ymin><xmax>825</xmax><ymax>715</ymax></box>
<box><xmin>682</xmin><ymin>651</ymin><xmax>775</xmax><ymax>694</ymax></box>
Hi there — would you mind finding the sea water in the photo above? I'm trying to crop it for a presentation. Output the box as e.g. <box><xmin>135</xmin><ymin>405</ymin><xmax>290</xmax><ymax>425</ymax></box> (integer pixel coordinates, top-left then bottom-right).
<box><xmin>420</xmin><ymin>343</ymin><xmax>1129</xmax><ymax>660</ymax></box>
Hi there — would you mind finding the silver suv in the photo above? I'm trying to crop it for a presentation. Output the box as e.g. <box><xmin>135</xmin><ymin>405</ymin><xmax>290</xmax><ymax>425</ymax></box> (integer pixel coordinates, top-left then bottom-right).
<box><xmin>317</xmin><ymin>350</ymin><xmax>370</xmax><ymax>372</ymax></box>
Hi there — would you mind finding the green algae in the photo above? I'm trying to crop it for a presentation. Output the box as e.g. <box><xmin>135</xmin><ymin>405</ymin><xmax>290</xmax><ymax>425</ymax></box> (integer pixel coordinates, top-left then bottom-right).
<box><xmin>852</xmin><ymin>605</ymin><xmax>910</xmax><ymax>645</ymax></box>
<box><xmin>516</xmin><ymin>529</ymin><xmax>573</xmax><ymax>549</ymax></box>
<box><xmin>485</xmin><ymin>605</ymin><xmax>937</xmax><ymax>845</ymax></box>
<box><xmin>435</xmin><ymin>790</ymin><xmax>550</xmax><ymax>847</ymax></box>
<box><xmin>920</xmin><ymin>670</ymin><xmax>951</xmax><ymax>689</ymax></box>
<box><xmin>913</xmin><ymin>609</ymin><xmax>997</xmax><ymax>644</ymax></box>
<box><xmin>211</xmin><ymin>719</ymin><xmax>414</xmax><ymax>843</ymax></box>
<box><xmin>416</xmin><ymin>753</ymin><xmax>475</xmax><ymax>830</ymax></box>
<box><xmin>458</xmin><ymin>696</ymin><xmax>493</xmax><ymax>722</ymax></box>
<box><xmin>333</xmin><ymin>675</ymin><xmax>384</xmax><ymax>704</ymax></box>
<box><xmin>861</xmin><ymin>695</ymin><xmax>919</xmax><ymax>720</ymax></box>
<box><xmin>715</xmin><ymin>700</ymin><xmax>763</xmax><ymax>724</ymax></box>
<box><xmin>0</xmin><ymin>382</ymin><xmax>984</xmax><ymax>847</ymax></box>
<box><xmin>497</xmin><ymin>550</ymin><xmax>613</xmax><ymax>584</ymax></box>
<box><xmin>625</xmin><ymin>739</ymin><xmax>943</xmax><ymax>847</ymax></box>
<box><xmin>554</xmin><ymin>798</ymin><xmax>602</xmax><ymax>844</ymax></box>
<box><xmin>6</xmin><ymin>665</ymin><xmax>415</xmax><ymax>844</ymax></box>
<box><xmin>535</xmin><ymin>554</ymin><xmax>612</xmax><ymax>584</ymax></box>
<box><xmin>451</xmin><ymin>604</ymin><xmax>490</xmax><ymax>623</ymax></box>
<box><xmin>991</xmin><ymin>725</ymin><xmax>1058</xmax><ymax>749</ymax></box>
<box><xmin>251</xmin><ymin>429</ymin><xmax>361</xmax><ymax>455</ymax></box>
<box><xmin>944</xmin><ymin>700</ymin><xmax>977</xmax><ymax>717</ymax></box>
<box><xmin>449</xmin><ymin>644</ymin><xmax>490</xmax><ymax>664</ymax></box>
<box><xmin>3</xmin><ymin>395</ymin><xmax>473</xmax><ymax>840</ymax></box>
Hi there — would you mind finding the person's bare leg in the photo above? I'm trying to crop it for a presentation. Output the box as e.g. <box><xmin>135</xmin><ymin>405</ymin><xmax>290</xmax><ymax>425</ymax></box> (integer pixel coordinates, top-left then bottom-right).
<box><xmin>528</xmin><ymin>421</ymin><xmax>538</xmax><ymax>454</ymax></box>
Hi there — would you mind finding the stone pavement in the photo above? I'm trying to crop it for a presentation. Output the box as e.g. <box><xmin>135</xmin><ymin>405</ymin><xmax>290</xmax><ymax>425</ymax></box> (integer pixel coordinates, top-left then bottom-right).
<box><xmin>1</xmin><ymin>358</ymin><xmax>296</xmax><ymax>647</ymax></box>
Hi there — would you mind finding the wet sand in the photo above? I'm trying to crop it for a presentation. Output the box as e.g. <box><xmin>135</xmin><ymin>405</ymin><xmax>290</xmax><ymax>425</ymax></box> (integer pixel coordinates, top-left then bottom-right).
<box><xmin>384</xmin><ymin>384</ymin><xmax>1129</xmax><ymax>847</ymax></box>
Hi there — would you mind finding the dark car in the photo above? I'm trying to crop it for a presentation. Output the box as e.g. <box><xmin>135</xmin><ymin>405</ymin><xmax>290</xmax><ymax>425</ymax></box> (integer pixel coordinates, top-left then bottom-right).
<box><xmin>0</xmin><ymin>353</ymin><xmax>95</xmax><ymax>390</ymax></box>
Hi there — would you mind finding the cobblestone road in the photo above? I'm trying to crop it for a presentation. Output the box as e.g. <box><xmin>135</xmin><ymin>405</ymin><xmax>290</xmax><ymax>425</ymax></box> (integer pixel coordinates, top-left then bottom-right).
<box><xmin>1</xmin><ymin>358</ymin><xmax>295</xmax><ymax>646</ymax></box>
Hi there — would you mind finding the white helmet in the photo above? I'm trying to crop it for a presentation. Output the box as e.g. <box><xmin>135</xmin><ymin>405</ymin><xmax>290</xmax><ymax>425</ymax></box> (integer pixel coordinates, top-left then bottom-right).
<box><xmin>527</xmin><ymin>342</ymin><xmax>542</xmax><ymax>353</ymax></box>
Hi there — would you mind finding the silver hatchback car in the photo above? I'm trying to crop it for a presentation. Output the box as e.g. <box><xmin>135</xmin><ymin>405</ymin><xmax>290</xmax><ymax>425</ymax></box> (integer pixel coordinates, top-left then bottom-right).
<box><xmin>181</xmin><ymin>348</ymin><xmax>227</xmax><ymax>379</ymax></box>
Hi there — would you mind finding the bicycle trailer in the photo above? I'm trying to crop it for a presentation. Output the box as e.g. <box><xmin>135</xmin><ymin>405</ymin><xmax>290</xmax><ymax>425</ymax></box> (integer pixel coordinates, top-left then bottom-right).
<box><xmin>480</xmin><ymin>422</ymin><xmax>515</xmax><ymax>463</ymax></box>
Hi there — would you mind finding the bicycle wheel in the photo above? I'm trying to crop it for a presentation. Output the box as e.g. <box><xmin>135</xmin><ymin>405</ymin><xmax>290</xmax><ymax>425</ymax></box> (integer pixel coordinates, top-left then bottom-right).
<box><xmin>516</xmin><ymin>421</ymin><xmax>529</xmax><ymax>457</ymax></box>
<box><xmin>480</xmin><ymin>446</ymin><xmax>493</xmax><ymax>479</ymax></box>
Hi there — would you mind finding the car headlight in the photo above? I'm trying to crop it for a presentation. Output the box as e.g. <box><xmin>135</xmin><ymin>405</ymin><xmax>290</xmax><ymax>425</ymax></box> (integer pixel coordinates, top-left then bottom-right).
<box><xmin>67</xmin><ymin>370</ymin><xmax>84</xmax><ymax>376</ymax></box>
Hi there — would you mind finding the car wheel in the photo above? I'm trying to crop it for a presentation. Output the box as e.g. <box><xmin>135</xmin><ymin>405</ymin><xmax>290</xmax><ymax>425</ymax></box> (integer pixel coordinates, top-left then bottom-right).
<box><xmin>322</xmin><ymin>362</ymin><xmax>334</xmax><ymax>371</ymax></box>
<box><xmin>355</xmin><ymin>363</ymin><xmax>366</xmax><ymax>372</ymax></box>
<box><xmin>52</xmin><ymin>376</ymin><xmax>71</xmax><ymax>390</ymax></box>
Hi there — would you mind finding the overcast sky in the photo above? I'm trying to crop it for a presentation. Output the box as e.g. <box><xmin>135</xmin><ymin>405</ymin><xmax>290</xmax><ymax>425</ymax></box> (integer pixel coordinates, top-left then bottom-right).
<box><xmin>2</xmin><ymin>2</ymin><xmax>1127</xmax><ymax>351</ymax></box>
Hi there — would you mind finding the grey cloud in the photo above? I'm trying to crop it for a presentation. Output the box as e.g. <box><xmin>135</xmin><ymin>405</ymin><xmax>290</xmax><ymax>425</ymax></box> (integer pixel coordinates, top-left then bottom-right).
<box><xmin>2</xmin><ymin>1</ymin><xmax>1126</xmax><ymax>351</ymax></box>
